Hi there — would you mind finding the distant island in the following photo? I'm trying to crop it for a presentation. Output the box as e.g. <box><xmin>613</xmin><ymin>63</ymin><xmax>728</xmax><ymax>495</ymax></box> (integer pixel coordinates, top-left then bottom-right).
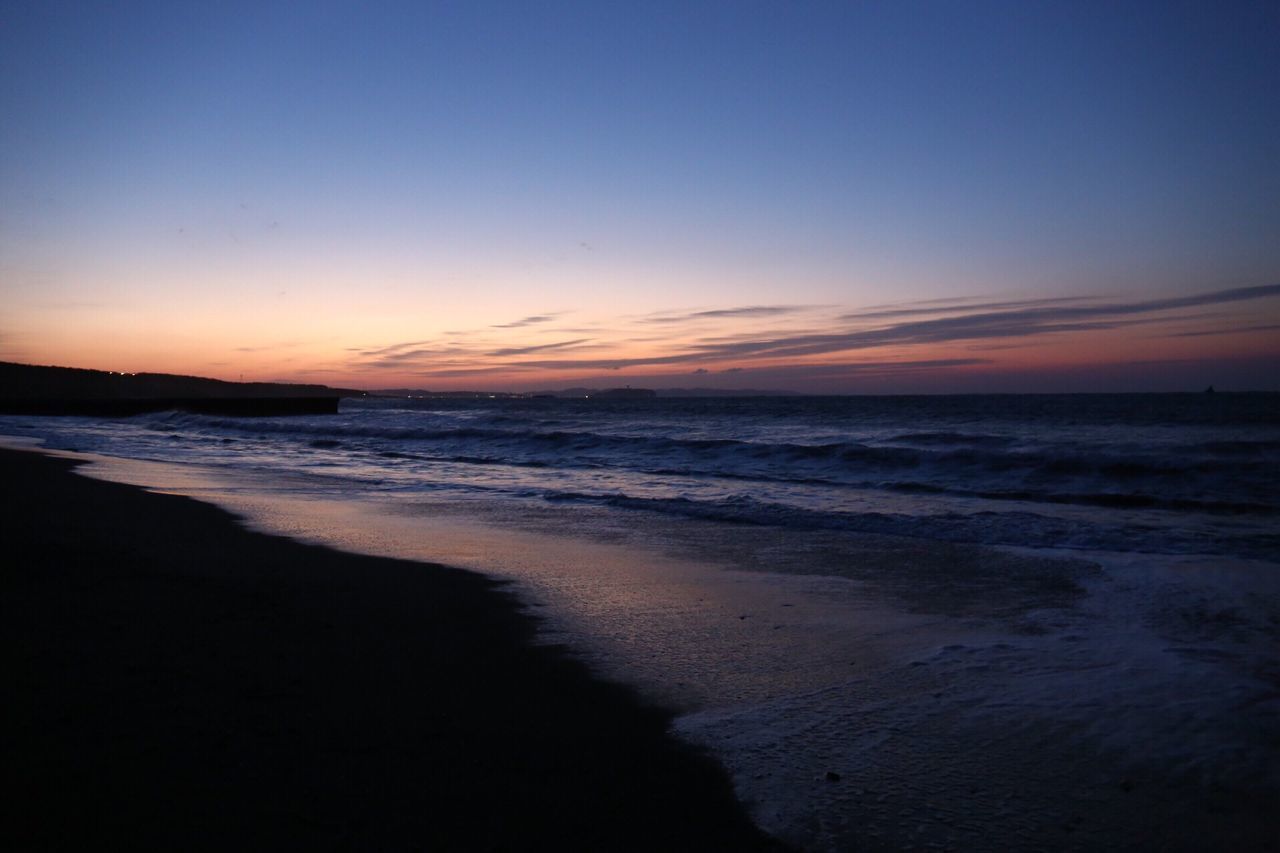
<box><xmin>372</xmin><ymin>386</ymin><xmax>797</xmax><ymax>399</ymax></box>
<box><xmin>0</xmin><ymin>362</ymin><xmax>799</xmax><ymax>418</ymax></box>
<box><xmin>371</xmin><ymin>387</ymin><xmax>659</xmax><ymax>400</ymax></box>
<box><xmin>0</xmin><ymin>361</ymin><xmax>362</xmax><ymax>417</ymax></box>
<box><xmin>372</xmin><ymin>389</ymin><xmax>531</xmax><ymax>400</ymax></box>
<box><xmin>593</xmin><ymin>387</ymin><xmax>656</xmax><ymax>399</ymax></box>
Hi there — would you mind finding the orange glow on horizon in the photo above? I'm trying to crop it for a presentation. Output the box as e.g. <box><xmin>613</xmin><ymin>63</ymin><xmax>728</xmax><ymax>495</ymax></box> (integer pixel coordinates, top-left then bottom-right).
<box><xmin>6</xmin><ymin>285</ymin><xmax>1277</xmax><ymax>394</ymax></box>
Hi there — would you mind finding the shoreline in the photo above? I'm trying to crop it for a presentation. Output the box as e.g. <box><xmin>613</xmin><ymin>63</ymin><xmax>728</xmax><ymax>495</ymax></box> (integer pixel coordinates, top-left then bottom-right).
<box><xmin>7</xmin><ymin>438</ymin><xmax>1277</xmax><ymax>851</ymax></box>
<box><xmin>3</xmin><ymin>447</ymin><xmax>781</xmax><ymax>850</ymax></box>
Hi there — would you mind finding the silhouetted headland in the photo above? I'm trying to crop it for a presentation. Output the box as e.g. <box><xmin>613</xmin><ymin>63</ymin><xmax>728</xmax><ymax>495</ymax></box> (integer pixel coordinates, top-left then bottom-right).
<box><xmin>0</xmin><ymin>361</ymin><xmax>361</xmax><ymax>416</ymax></box>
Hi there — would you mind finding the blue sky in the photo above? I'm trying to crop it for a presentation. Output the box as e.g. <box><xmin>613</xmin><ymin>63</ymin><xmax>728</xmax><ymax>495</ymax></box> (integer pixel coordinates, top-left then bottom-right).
<box><xmin>2</xmin><ymin>1</ymin><xmax>1278</xmax><ymax>390</ymax></box>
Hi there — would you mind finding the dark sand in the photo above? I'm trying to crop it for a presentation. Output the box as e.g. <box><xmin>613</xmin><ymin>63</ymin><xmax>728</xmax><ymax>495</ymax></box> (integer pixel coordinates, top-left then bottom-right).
<box><xmin>3</xmin><ymin>448</ymin><xmax>781</xmax><ymax>850</ymax></box>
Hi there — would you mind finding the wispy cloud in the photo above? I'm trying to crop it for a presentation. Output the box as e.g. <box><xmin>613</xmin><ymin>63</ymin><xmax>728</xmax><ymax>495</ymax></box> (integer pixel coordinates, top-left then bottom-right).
<box><xmin>1160</xmin><ymin>323</ymin><xmax>1280</xmax><ymax>338</ymax></box>
<box><xmin>723</xmin><ymin>358</ymin><xmax>989</xmax><ymax>376</ymax></box>
<box><xmin>357</xmin><ymin>345</ymin><xmax>480</xmax><ymax>368</ymax></box>
<box><xmin>491</xmin><ymin>313</ymin><xmax>560</xmax><ymax>329</ymax></box>
<box><xmin>356</xmin><ymin>339</ymin><xmax>434</xmax><ymax>357</ymax></box>
<box><xmin>400</xmin><ymin>365</ymin><xmax>541</xmax><ymax>378</ymax></box>
<box><xmin>488</xmin><ymin>339</ymin><xmax>594</xmax><ymax>357</ymax></box>
<box><xmin>840</xmin><ymin>295</ymin><xmax>1091</xmax><ymax>322</ymax></box>
<box><xmin>496</xmin><ymin>283</ymin><xmax>1280</xmax><ymax>372</ymax></box>
<box><xmin>344</xmin><ymin>283</ymin><xmax>1280</xmax><ymax>382</ymax></box>
<box><xmin>640</xmin><ymin>305</ymin><xmax>813</xmax><ymax>324</ymax></box>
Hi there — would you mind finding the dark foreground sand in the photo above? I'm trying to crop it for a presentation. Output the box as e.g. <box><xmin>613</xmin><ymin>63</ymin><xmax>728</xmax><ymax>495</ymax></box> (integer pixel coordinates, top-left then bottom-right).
<box><xmin>3</xmin><ymin>448</ymin><xmax>782</xmax><ymax>851</ymax></box>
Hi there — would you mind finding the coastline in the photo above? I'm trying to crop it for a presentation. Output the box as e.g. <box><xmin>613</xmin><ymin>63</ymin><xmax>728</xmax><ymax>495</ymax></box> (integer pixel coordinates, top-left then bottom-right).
<box><xmin>5</xmin><ymin>430</ymin><xmax>1276</xmax><ymax>852</ymax></box>
<box><xmin>2</xmin><ymin>447</ymin><xmax>781</xmax><ymax>850</ymax></box>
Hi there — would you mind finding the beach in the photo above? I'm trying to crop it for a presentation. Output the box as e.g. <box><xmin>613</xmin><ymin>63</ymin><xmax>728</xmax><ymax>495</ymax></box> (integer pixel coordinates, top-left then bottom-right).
<box><xmin>6</xmin><ymin>1</ymin><xmax>1279</xmax><ymax>847</ymax></box>
<box><xmin>5</xmin><ymin>392</ymin><xmax>1278</xmax><ymax>851</ymax></box>
<box><xmin>3</xmin><ymin>447</ymin><xmax>780</xmax><ymax>850</ymax></box>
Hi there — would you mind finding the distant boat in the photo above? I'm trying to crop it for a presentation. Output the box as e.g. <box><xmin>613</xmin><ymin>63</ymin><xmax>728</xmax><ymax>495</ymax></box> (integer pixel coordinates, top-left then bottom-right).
<box><xmin>1205</xmin><ymin>385</ymin><xmax>1216</xmax><ymax>394</ymax></box>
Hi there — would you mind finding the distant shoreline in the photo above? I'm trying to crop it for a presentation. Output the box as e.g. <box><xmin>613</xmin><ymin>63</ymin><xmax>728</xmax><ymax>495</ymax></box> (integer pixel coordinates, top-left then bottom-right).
<box><xmin>0</xmin><ymin>396</ymin><xmax>340</xmax><ymax>417</ymax></box>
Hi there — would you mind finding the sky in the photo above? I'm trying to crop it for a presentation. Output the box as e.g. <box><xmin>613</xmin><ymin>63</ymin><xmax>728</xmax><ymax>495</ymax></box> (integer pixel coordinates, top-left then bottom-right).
<box><xmin>2</xmin><ymin>0</ymin><xmax>1278</xmax><ymax>392</ymax></box>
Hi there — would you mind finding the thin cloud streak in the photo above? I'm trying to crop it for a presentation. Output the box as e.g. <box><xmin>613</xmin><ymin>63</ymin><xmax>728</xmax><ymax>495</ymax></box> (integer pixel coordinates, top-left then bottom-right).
<box><xmin>841</xmin><ymin>295</ymin><xmax>1092</xmax><ymax>322</ymax></box>
<box><xmin>358</xmin><ymin>346</ymin><xmax>479</xmax><ymax>367</ymax></box>
<box><xmin>488</xmin><ymin>339</ymin><xmax>594</xmax><ymax>357</ymax></box>
<box><xmin>508</xmin><ymin>283</ymin><xmax>1280</xmax><ymax>371</ymax></box>
<box><xmin>491</xmin><ymin>314</ymin><xmax>560</xmax><ymax>329</ymax></box>
<box><xmin>639</xmin><ymin>305</ymin><xmax>813</xmax><ymax>324</ymax></box>
<box><xmin>357</xmin><ymin>339</ymin><xmax>434</xmax><ymax>357</ymax></box>
<box><xmin>723</xmin><ymin>358</ymin><xmax>990</xmax><ymax>376</ymax></box>
<box><xmin>402</xmin><ymin>365</ymin><xmax>543</xmax><ymax>378</ymax></box>
<box><xmin>1161</xmin><ymin>323</ymin><xmax>1280</xmax><ymax>338</ymax></box>
<box><xmin>342</xmin><ymin>283</ymin><xmax>1280</xmax><ymax>383</ymax></box>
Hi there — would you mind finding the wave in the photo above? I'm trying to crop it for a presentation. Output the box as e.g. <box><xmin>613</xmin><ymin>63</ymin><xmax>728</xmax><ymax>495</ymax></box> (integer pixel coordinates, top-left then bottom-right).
<box><xmin>140</xmin><ymin>411</ymin><xmax>1279</xmax><ymax>512</ymax></box>
<box><xmin>9</xmin><ymin>395</ymin><xmax>1277</xmax><ymax>563</ymax></box>
<box><xmin>535</xmin><ymin>491</ymin><xmax>1280</xmax><ymax>560</ymax></box>
<box><xmin>149</xmin><ymin>412</ymin><xmax>1264</xmax><ymax>473</ymax></box>
<box><xmin>887</xmin><ymin>431</ymin><xmax>1017</xmax><ymax>447</ymax></box>
<box><xmin>884</xmin><ymin>482</ymin><xmax>1276</xmax><ymax>516</ymax></box>
<box><xmin>1175</xmin><ymin>439</ymin><xmax>1280</xmax><ymax>457</ymax></box>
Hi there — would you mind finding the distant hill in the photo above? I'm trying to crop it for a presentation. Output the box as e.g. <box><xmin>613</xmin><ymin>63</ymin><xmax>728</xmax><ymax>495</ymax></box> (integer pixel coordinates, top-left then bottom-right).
<box><xmin>546</xmin><ymin>387</ymin><xmax>798</xmax><ymax>398</ymax></box>
<box><xmin>0</xmin><ymin>361</ymin><xmax>363</xmax><ymax>416</ymax></box>
<box><xmin>653</xmin><ymin>387</ymin><xmax>799</xmax><ymax>397</ymax></box>
<box><xmin>371</xmin><ymin>389</ymin><xmax>529</xmax><ymax>399</ymax></box>
<box><xmin>0</xmin><ymin>361</ymin><xmax>362</xmax><ymax>400</ymax></box>
<box><xmin>371</xmin><ymin>386</ymin><xmax>796</xmax><ymax>399</ymax></box>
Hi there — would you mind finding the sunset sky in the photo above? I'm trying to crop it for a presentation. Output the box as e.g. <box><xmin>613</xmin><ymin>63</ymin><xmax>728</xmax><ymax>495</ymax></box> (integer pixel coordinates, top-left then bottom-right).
<box><xmin>3</xmin><ymin>1</ymin><xmax>1278</xmax><ymax>392</ymax></box>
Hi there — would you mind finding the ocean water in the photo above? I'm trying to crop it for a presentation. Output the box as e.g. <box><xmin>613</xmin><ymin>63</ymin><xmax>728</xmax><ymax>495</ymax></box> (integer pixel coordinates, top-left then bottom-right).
<box><xmin>5</xmin><ymin>393</ymin><xmax>1278</xmax><ymax>559</ymax></box>
<box><xmin>4</xmin><ymin>393</ymin><xmax>1279</xmax><ymax>850</ymax></box>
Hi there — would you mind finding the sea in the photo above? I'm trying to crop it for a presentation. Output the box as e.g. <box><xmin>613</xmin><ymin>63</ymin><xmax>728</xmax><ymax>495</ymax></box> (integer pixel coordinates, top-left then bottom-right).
<box><xmin>4</xmin><ymin>393</ymin><xmax>1278</xmax><ymax>850</ymax></box>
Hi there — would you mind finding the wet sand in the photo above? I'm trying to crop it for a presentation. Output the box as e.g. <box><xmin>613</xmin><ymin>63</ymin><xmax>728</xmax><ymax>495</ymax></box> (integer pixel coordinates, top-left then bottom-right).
<box><xmin>2</xmin><ymin>448</ymin><xmax>781</xmax><ymax>850</ymax></box>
